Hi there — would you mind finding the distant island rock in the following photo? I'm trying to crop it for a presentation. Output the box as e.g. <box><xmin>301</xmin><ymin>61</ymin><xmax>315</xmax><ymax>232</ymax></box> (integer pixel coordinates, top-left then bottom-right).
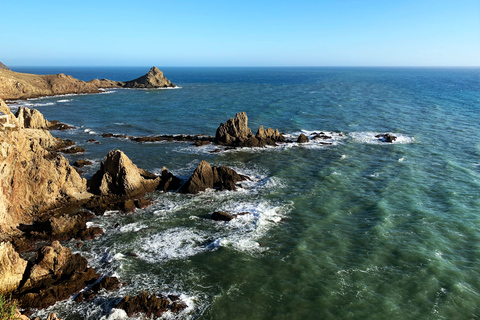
<box><xmin>0</xmin><ymin>62</ymin><xmax>10</xmax><ymax>71</ymax></box>
<box><xmin>88</xmin><ymin>66</ymin><xmax>176</xmax><ymax>89</ymax></box>
<box><xmin>0</xmin><ymin>66</ymin><xmax>175</xmax><ymax>100</ymax></box>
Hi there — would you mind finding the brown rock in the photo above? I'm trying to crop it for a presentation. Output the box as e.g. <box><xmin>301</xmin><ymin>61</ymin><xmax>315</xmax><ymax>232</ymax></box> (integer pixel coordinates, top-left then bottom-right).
<box><xmin>74</xmin><ymin>276</ymin><xmax>120</xmax><ymax>302</ymax></box>
<box><xmin>73</xmin><ymin>159</ymin><xmax>94</xmax><ymax>168</ymax></box>
<box><xmin>116</xmin><ymin>291</ymin><xmax>184</xmax><ymax>317</ymax></box>
<box><xmin>256</xmin><ymin>125</ymin><xmax>284</xmax><ymax>142</ymax></box>
<box><xmin>215</xmin><ymin>112</ymin><xmax>253</xmax><ymax>145</ymax></box>
<box><xmin>0</xmin><ymin>62</ymin><xmax>10</xmax><ymax>71</ymax></box>
<box><xmin>0</xmin><ymin>242</ymin><xmax>28</xmax><ymax>294</ymax></box>
<box><xmin>0</xmin><ymin>69</ymin><xmax>100</xmax><ymax>100</ymax></box>
<box><xmin>297</xmin><ymin>133</ymin><xmax>309</xmax><ymax>143</ymax></box>
<box><xmin>180</xmin><ymin>160</ymin><xmax>246</xmax><ymax>194</ymax></box>
<box><xmin>0</xmin><ymin>100</ymin><xmax>89</xmax><ymax>235</ymax></box>
<box><xmin>157</xmin><ymin>167</ymin><xmax>182</xmax><ymax>192</ymax></box>
<box><xmin>211</xmin><ymin>211</ymin><xmax>234</xmax><ymax>221</ymax></box>
<box><xmin>15</xmin><ymin>107</ymin><xmax>51</xmax><ymax>129</ymax></box>
<box><xmin>87</xmin><ymin>150</ymin><xmax>160</xmax><ymax>198</ymax></box>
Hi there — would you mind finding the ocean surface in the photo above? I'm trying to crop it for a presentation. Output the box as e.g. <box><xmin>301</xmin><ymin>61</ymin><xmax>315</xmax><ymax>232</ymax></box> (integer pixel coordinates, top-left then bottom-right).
<box><xmin>8</xmin><ymin>66</ymin><xmax>480</xmax><ymax>319</ymax></box>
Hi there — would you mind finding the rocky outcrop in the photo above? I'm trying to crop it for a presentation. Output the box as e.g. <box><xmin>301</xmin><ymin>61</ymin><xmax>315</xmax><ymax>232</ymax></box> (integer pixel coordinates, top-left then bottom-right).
<box><xmin>215</xmin><ymin>112</ymin><xmax>284</xmax><ymax>147</ymax></box>
<box><xmin>0</xmin><ymin>100</ymin><xmax>88</xmax><ymax>235</ymax></box>
<box><xmin>0</xmin><ymin>69</ymin><xmax>100</xmax><ymax>100</ymax></box>
<box><xmin>375</xmin><ymin>133</ymin><xmax>397</xmax><ymax>143</ymax></box>
<box><xmin>88</xmin><ymin>67</ymin><xmax>176</xmax><ymax>89</ymax></box>
<box><xmin>0</xmin><ymin>242</ymin><xmax>28</xmax><ymax>294</ymax></box>
<box><xmin>297</xmin><ymin>133</ymin><xmax>309</xmax><ymax>143</ymax></box>
<box><xmin>116</xmin><ymin>291</ymin><xmax>186</xmax><ymax>317</ymax></box>
<box><xmin>211</xmin><ymin>211</ymin><xmax>250</xmax><ymax>221</ymax></box>
<box><xmin>87</xmin><ymin>150</ymin><xmax>160</xmax><ymax>197</ymax></box>
<box><xmin>14</xmin><ymin>241</ymin><xmax>101</xmax><ymax>309</ymax></box>
<box><xmin>15</xmin><ymin>106</ymin><xmax>52</xmax><ymax>129</ymax></box>
<box><xmin>0</xmin><ymin>62</ymin><xmax>10</xmax><ymax>71</ymax></box>
<box><xmin>179</xmin><ymin>160</ymin><xmax>247</xmax><ymax>194</ymax></box>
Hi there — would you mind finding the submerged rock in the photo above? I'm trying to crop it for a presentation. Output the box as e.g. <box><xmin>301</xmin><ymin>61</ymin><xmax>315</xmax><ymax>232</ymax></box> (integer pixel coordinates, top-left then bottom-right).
<box><xmin>375</xmin><ymin>133</ymin><xmax>397</xmax><ymax>143</ymax></box>
<box><xmin>179</xmin><ymin>160</ymin><xmax>247</xmax><ymax>194</ymax></box>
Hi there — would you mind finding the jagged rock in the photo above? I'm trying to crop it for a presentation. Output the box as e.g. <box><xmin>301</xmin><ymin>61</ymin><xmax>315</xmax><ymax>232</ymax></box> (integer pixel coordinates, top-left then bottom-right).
<box><xmin>179</xmin><ymin>160</ymin><xmax>246</xmax><ymax>194</ymax></box>
<box><xmin>0</xmin><ymin>100</ymin><xmax>89</xmax><ymax>235</ymax></box>
<box><xmin>74</xmin><ymin>276</ymin><xmax>120</xmax><ymax>302</ymax></box>
<box><xmin>297</xmin><ymin>133</ymin><xmax>309</xmax><ymax>143</ymax></box>
<box><xmin>0</xmin><ymin>242</ymin><xmax>28</xmax><ymax>294</ymax></box>
<box><xmin>0</xmin><ymin>62</ymin><xmax>10</xmax><ymax>71</ymax></box>
<box><xmin>15</xmin><ymin>241</ymin><xmax>99</xmax><ymax>309</ymax></box>
<box><xmin>157</xmin><ymin>167</ymin><xmax>182</xmax><ymax>192</ymax></box>
<box><xmin>116</xmin><ymin>291</ymin><xmax>186</xmax><ymax>317</ymax></box>
<box><xmin>58</xmin><ymin>146</ymin><xmax>86</xmax><ymax>154</ymax></box>
<box><xmin>215</xmin><ymin>112</ymin><xmax>253</xmax><ymax>145</ymax></box>
<box><xmin>256</xmin><ymin>125</ymin><xmax>284</xmax><ymax>142</ymax></box>
<box><xmin>88</xmin><ymin>67</ymin><xmax>176</xmax><ymax>89</ymax></box>
<box><xmin>87</xmin><ymin>150</ymin><xmax>160</xmax><ymax>198</ymax></box>
<box><xmin>15</xmin><ymin>107</ymin><xmax>51</xmax><ymax>129</ymax></box>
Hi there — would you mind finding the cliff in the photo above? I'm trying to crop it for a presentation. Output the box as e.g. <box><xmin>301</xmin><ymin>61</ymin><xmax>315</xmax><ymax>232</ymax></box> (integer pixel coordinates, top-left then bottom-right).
<box><xmin>0</xmin><ymin>99</ymin><xmax>89</xmax><ymax>236</ymax></box>
<box><xmin>88</xmin><ymin>66</ymin><xmax>176</xmax><ymax>89</ymax></box>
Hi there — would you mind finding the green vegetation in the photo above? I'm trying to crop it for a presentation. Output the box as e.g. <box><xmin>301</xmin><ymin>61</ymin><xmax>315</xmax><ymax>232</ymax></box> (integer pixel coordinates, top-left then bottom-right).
<box><xmin>0</xmin><ymin>295</ymin><xmax>18</xmax><ymax>320</ymax></box>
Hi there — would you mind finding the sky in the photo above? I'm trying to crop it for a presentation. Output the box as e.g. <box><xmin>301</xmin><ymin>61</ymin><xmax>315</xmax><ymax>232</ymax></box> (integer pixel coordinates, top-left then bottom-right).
<box><xmin>1</xmin><ymin>0</ymin><xmax>479</xmax><ymax>67</ymax></box>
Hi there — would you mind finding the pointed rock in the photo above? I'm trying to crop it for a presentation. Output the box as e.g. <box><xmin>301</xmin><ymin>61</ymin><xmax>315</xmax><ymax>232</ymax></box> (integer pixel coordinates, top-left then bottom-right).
<box><xmin>215</xmin><ymin>112</ymin><xmax>253</xmax><ymax>145</ymax></box>
<box><xmin>0</xmin><ymin>242</ymin><xmax>27</xmax><ymax>295</ymax></box>
<box><xmin>15</xmin><ymin>106</ymin><xmax>52</xmax><ymax>129</ymax></box>
<box><xmin>87</xmin><ymin>150</ymin><xmax>160</xmax><ymax>197</ymax></box>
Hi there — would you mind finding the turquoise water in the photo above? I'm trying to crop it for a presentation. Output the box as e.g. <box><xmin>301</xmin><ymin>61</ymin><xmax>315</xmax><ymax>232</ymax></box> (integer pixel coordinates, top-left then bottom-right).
<box><xmin>10</xmin><ymin>67</ymin><xmax>480</xmax><ymax>319</ymax></box>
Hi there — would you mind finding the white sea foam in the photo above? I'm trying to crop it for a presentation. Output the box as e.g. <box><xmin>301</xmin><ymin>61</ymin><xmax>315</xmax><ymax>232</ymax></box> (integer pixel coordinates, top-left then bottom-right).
<box><xmin>349</xmin><ymin>132</ymin><xmax>414</xmax><ymax>144</ymax></box>
<box><xmin>84</xmin><ymin>128</ymin><xmax>97</xmax><ymax>134</ymax></box>
<box><xmin>57</xmin><ymin>99</ymin><xmax>72</xmax><ymax>103</ymax></box>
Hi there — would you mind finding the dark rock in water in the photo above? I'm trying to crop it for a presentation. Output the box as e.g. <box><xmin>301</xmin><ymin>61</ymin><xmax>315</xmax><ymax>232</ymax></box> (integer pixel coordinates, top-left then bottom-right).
<box><xmin>116</xmin><ymin>290</ymin><xmax>186</xmax><ymax>317</ymax></box>
<box><xmin>14</xmin><ymin>241</ymin><xmax>100</xmax><ymax>309</ymax></box>
<box><xmin>157</xmin><ymin>167</ymin><xmax>182</xmax><ymax>192</ymax></box>
<box><xmin>0</xmin><ymin>62</ymin><xmax>10</xmax><ymax>71</ymax></box>
<box><xmin>134</xmin><ymin>198</ymin><xmax>152</xmax><ymax>209</ymax></box>
<box><xmin>86</xmin><ymin>138</ymin><xmax>99</xmax><ymax>144</ymax></box>
<box><xmin>211</xmin><ymin>211</ymin><xmax>234</xmax><ymax>221</ymax></box>
<box><xmin>73</xmin><ymin>159</ymin><xmax>93</xmax><ymax>168</ymax></box>
<box><xmin>48</xmin><ymin>120</ymin><xmax>76</xmax><ymax>131</ymax></box>
<box><xmin>58</xmin><ymin>146</ymin><xmax>86</xmax><ymax>154</ymax></box>
<box><xmin>375</xmin><ymin>133</ymin><xmax>397</xmax><ymax>143</ymax></box>
<box><xmin>194</xmin><ymin>140</ymin><xmax>211</xmax><ymax>146</ymax></box>
<box><xmin>179</xmin><ymin>160</ymin><xmax>246</xmax><ymax>194</ymax></box>
<box><xmin>74</xmin><ymin>276</ymin><xmax>120</xmax><ymax>302</ymax></box>
<box><xmin>297</xmin><ymin>133</ymin><xmax>309</xmax><ymax>143</ymax></box>
<box><xmin>87</xmin><ymin>149</ymin><xmax>160</xmax><ymax>198</ymax></box>
<box><xmin>312</xmin><ymin>133</ymin><xmax>332</xmax><ymax>140</ymax></box>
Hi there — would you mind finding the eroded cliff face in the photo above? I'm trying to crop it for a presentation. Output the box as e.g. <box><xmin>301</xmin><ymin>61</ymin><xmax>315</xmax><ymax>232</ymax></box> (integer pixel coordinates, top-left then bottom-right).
<box><xmin>0</xmin><ymin>100</ymin><xmax>88</xmax><ymax>235</ymax></box>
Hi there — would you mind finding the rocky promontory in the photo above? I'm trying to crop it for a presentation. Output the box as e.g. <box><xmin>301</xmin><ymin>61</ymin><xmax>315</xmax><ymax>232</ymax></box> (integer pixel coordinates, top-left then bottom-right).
<box><xmin>0</xmin><ymin>61</ymin><xmax>10</xmax><ymax>71</ymax></box>
<box><xmin>88</xmin><ymin>66</ymin><xmax>176</xmax><ymax>89</ymax></box>
<box><xmin>0</xmin><ymin>66</ymin><xmax>175</xmax><ymax>100</ymax></box>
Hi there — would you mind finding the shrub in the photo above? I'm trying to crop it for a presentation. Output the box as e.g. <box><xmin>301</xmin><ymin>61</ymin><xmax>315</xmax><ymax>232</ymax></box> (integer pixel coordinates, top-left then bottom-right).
<box><xmin>0</xmin><ymin>295</ymin><xmax>18</xmax><ymax>320</ymax></box>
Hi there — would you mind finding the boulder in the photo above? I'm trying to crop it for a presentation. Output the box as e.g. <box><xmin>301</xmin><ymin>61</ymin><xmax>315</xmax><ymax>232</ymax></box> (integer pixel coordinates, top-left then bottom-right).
<box><xmin>179</xmin><ymin>160</ymin><xmax>246</xmax><ymax>194</ymax></box>
<box><xmin>87</xmin><ymin>150</ymin><xmax>160</xmax><ymax>198</ymax></box>
<box><xmin>73</xmin><ymin>159</ymin><xmax>93</xmax><ymax>168</ymax></box>
<box><xmin>0</xmin><ymin>242</ymin><xmax>28</xmax><ymax>294</ymax></box>
<box><xmin>215</xmin><ymin>112</ymin><xmax>253</xmax><ymax>145</ymax></box>
<box><xmin>157</xmin><ymin>167</ymin><xmax>182</xmax><ymax>192</ymax></box>
<box><xmin>211</xmin><ymin>211</ymin><xmax>234</xmax><ymax>221</ymax></box>
<box><xmin>297</xmin><ymin>133</ymin><xmax>309</xmax><ymax>143</ymax></box>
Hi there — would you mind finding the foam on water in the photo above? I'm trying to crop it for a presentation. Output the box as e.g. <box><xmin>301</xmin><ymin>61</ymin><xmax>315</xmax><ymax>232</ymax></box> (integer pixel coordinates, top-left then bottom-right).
<box><xmin>349</xmin><ymin>132</ymin><xmax>414</xmax><ymax>144</ymax></box>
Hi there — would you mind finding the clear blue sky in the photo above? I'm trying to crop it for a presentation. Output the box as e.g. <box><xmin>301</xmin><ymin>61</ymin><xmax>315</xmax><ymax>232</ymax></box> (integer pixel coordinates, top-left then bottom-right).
<box><xmin>1</xmin><ymin>0</ymin><xmax>479</xmax><ymax>66</ymax></box>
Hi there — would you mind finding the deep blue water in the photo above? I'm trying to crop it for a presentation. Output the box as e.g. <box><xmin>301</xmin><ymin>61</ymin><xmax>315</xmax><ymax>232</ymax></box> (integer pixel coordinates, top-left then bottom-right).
<box><xmin>9</xmin><ymin>67</ymin><xmax>480</xmax><ymax>319</ymax></box>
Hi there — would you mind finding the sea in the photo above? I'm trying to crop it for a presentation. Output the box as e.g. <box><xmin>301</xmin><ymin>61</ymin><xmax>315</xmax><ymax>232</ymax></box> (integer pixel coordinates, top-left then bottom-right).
<box><xmin>8</xmin><ymin>66</ymin><xmax>480</xmax><ymax>319</ymax></box>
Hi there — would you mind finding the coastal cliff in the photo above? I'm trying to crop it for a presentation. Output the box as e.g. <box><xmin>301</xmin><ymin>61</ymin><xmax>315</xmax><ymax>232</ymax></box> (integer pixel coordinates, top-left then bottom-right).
<box><xmin>0</xmin><ymin>99</ymin><xmax>88</xmax><ymax>235</ymax></box>
<box><xmin>0</xmin><ymin>66</ymin><xmax>175</xmax><ymax>100</ymax></box>
<box><xmin>0</xmin><ymin>62</ymin><xmax>10</xmax><ymax>71</ymax></box>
